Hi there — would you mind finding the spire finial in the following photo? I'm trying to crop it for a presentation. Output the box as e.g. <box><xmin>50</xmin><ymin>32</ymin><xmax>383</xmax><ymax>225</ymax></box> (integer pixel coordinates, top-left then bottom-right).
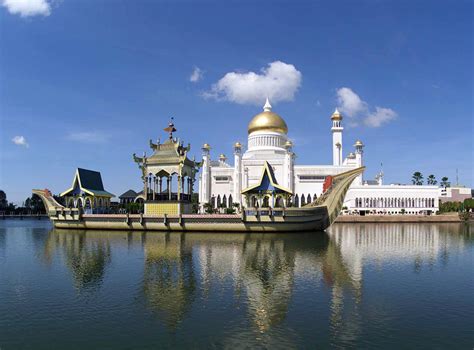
<box><xmin>163</xmin><ymin>117</ymin><xmax>177</xmax><ymax>140</ymax></box>
<box><xmin>263</xmin><ymin>97</ymin><xmax>272</xmax><ymax>112</ymax></box>
<box><xmin>334</xmin><ymin>108</ymin><xmax>340</xmax><ymax>114</ymax></box>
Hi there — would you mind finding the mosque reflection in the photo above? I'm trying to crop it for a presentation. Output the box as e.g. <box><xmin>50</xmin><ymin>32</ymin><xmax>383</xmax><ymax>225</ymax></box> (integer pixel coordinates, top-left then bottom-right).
<box><xmin>43</xmin><ymin>223</ymin><xmax>471</xmax><ymax>334</ymax></box>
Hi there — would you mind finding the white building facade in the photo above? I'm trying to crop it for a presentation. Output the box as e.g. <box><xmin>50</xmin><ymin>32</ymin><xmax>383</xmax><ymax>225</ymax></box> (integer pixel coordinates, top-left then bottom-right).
<box><xmin>198</xmin><ymin>99</ymin><xmax>439</xmax><ymax>214</ymax></box>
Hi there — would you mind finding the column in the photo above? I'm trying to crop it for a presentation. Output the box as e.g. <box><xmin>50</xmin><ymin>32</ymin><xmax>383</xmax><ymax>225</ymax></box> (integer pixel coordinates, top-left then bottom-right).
<box><xmin>168</xmin><ymin>176</ymin><xmax>171</xmax><ymax>200</ymax></box>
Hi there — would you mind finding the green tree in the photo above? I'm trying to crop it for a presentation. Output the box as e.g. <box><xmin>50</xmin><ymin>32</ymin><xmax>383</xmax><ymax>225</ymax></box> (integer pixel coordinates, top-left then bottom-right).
<box><xmin>427</xmin><ymin>174</ymin><xmax>437</xmax><ymax>185</ymax></box>
<box><xmin>30</xmin><ymin>194</ymin><xmax>45</xmax><ymax>213</ymax></box>
<box><xmin>440</xmin><ymin>177</ymin><xmax>450</xmax><ymax>188</ymax></box>
<box><xmin>203</xmin><ymin>202</ymin><xmax>214</xmax><ymax>214</ymax></box>
<box><xmin>463</xmin><ymin>198</ymin><xmax>474</xmax><ymax>211</ymax></box>
<box><xmin>0</xmin><ymin>190</ymin><xmax>7</xmax><ymax>210</ymax></box>
<box><xmin>439</xmin><ymin>201</ymin><xmax>462</xmax><ymax>213</ymax></box>
<box><xmin>412</xmin><ymin>172</ymin><xmax>424</xmax><ymax>185</ymax></box>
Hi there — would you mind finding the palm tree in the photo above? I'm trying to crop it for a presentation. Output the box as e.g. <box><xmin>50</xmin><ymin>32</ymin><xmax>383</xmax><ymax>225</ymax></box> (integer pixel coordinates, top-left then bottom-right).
<box><xmin>427</xmin><ymin>174</ymin><xmax>437</xmax><ymax>185</ymax></box>
<box><xmin>412</xmin><ymin>172</ymin><xmax>423</xmax><ymax>185</ymax></box>
<box><xmin>440</xmin><ymin>177</ymin><xmax>450</xmax><ymax>188</ymax></box>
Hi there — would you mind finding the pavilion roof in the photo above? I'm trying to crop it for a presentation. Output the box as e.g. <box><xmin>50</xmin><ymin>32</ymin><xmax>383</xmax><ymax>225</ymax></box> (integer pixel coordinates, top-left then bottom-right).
<box><xmin>60</xmin><ymin>168</ymin><xmax>115</xmax><ymax>197</ymax></box>
<box><xmin>119</xmin><ymin>189</ymin><xmax>138</xmax><ymax>199</ymax></box>
<box><xmin>241</xmin><ymin>161</ymin><xmax>292</xmax><ymax>195</ymax></box>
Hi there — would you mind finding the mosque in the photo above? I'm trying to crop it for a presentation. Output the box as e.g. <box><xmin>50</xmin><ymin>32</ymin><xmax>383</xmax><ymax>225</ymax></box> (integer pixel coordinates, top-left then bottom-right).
<box><xmin>199</xmin><ymin>99</ymin><xmax>440</xmax><ymax>215</ymax></box>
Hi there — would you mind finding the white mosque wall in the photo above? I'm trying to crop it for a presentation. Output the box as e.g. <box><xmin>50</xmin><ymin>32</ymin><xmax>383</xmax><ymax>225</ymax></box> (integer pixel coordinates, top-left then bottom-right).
<box><xmin>343</xmin><ymin>185</ymin><xmax>440</xmax><ymax>214</ymax></box>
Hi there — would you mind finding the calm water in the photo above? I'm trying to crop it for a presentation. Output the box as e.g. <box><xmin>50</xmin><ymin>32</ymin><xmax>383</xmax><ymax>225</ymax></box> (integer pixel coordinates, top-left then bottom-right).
<box><xmin>0</xmin><ymin>220</ymin><xmax>472</xmax><ymax>349</ymax></box>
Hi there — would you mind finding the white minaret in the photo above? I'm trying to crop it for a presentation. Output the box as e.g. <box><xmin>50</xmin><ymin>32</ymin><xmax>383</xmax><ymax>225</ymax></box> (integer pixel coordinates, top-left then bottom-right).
<box><xmin>331</xmin><ymin>109</ymin><xmax>343</xmax><ymax>166</ymax></box>
<box><xmin>354</xmin><ymin>140</ymin><xmax>364</xmax><ymax>185</ymax></box>
<box><xmin>283</xmin><ymin>140</ymin><xmax>294</xmax><ymax>193</ymax></box>
<box><xmin>233</xmin><ymin>142</ymin><xmax>242</xmax><ymax>206</ymax></box>
<box><xmin>199</xmin><ymin>143</ymin><xmax>211</xmax><ymax>210</ymax></box>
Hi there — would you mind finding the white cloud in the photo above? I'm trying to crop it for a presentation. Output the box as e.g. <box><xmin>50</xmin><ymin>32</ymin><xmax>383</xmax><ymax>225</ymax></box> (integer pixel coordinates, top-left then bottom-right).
<box><xmin>336</xmin><ymin>87</ymin><xmax>367</xmax><ymax>117</ymax></box>
<box><xmin>189</xmin><ymin>67</ymin><xmax>203</xmax><ymax>83</ymax></box>
<box><xmin>203</xmin><ymin>61</ymin><xmax>302</xmax><ymax>105</ymax></box>
<box><xmin>12</xmin><ymin>135</ymin><xmax>29</xmax><ymax>147</ymax></box>
<box><xmin>2</xmin><ymin>0</ymin><xmax>51</xmax><ymax>17</ymax></box>
<box><xmin>336</xmin><ymin>87</ymin><xmax>397</xmax><ymax>128</ymax></box>
<box><xmin>67</xmin><ymin>131</ymin><xmax>110</xmax><ymax>144</ymax></box>
<box><xmin>364</xmin><ymin>107</ymin><xmax>397</xmax><ymax>127</ymax></box>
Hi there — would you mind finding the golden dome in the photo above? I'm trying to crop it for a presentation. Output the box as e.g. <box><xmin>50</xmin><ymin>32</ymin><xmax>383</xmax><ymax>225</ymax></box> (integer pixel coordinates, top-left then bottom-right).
<box><xmin>284</xmin><ymin>140</ymin><xmax>293</xmax><ymax>148</ymax></box>
<box><xmin>331</xmin><ymin>108</ymin><xmax>342</xmax><ymax>120</ymax></box>
<box><xmin>202</xmin><ymin>143</ymin><xmax>211</xmax><ymax>150</ymax></box>
<box><xmin>248</xmin><ymin>99</ymin><xmax>288</xmax><ymax>135</ymax></box>
<box><xmin>354</xmin><ymin>140</ymin><xmax>364</xmax><ymax>147</ymax></box>
<box><xmin>219</xmin><ymin>153</ymin><xmax>226</xmax><ymax>160</ymax></box>
<box><xmin>234</xmin><ymin>141</ymin><xmax>242</xmax><ymax>148</ymax></box>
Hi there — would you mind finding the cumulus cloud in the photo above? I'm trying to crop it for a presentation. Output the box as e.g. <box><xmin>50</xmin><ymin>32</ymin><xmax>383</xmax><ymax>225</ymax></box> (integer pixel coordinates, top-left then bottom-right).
<box><xmin>67</xmin><ymin>131</ymin><xmax>110</xmax><ymax>144</ymax></box>
<box><xmin>203</xmin><ymin>61</ymin><xmax>302</xmax><ymax>105</ymax></box>
<box><xmin>12</xmin><ymin>135</ymin><xmax>29</xmax><ymax>147</ymax></box>
<box><xmin>189</xmin><ymin>67</ymin><xmax>203</xmax><ymax>83</ymax></box>
<box><xmin>336</xmin><ymin>87</ymin><xmax>397</xmax><ymax>128</ymax></box>
<box><xmin>2</xmin><ymin>0</ymin><xmax>51</xmax><ymax>17</ymax></box>
<box><xmin>364</xmin><ymin>107</ymin><xmax>397</xmax><ymax>127</ymax></box>
<box><xmin>336</xmin><ymin>87</ymin><xmax>367</xmax><ymax>117</ymax></box>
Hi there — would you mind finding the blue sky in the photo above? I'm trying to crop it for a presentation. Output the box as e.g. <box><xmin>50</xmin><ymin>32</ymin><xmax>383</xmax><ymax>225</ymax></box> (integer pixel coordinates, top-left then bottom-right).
<box><xmin>0</xmin><ymin>0</ymin><xmax>472</xmax><ymax>204</ymax></box>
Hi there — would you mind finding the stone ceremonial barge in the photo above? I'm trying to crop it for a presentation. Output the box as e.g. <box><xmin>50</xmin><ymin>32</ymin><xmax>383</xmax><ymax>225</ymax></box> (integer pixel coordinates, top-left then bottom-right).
<box><xmin>33</xmin><ymin>100</ymin><xmax>364</xmax><ymax>232</ymax></box>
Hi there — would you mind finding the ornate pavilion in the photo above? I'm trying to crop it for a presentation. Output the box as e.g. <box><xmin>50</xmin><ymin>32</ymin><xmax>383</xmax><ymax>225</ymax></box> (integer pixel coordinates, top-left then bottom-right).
<box><xmin>241</xmin><ymin>161</ymin><xmax>292</xmax><ymax>208</ymax></box>
<box><xmin>60</xmin><ymin>168</ymin><xmax>114</xmax><ymax>213</ymax></box>
<box><xmin>133</xmin><ymin>119</ymin><xmax>200</xmax><ymax>215</ymax></box>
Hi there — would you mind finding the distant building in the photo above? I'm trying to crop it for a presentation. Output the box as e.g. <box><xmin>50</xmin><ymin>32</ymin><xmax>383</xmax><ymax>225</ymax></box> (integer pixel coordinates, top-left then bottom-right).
<box><xmin>60</xmin><ymin>168</ymin><xmax>114</xmax><ymax>213</ymax></box>
<box><xmin>119</xmin><ymin>189</ymin><xmax>138</xmax><ymax>204</ymax></box>
<box><xmin>439</xmin><ymin>186</ymin><xmax>472</xmax><ymax>203</ymax></box>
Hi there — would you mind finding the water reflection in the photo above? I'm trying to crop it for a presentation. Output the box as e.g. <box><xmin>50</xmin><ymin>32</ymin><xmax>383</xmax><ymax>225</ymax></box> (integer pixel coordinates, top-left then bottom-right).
<box><xmin>42</xmin><ymin>223</ymin><xmax>472</xmax><ymax>340</ymax></box>
<box><xmin>143</xmin><ymin>233</ymin><xmax>196</xmax><ymax>329</ymax></box>
<box><xmin>44</xmin><ymin>231</ymin><xmax>111</xmax><ymax>291</ymax></box>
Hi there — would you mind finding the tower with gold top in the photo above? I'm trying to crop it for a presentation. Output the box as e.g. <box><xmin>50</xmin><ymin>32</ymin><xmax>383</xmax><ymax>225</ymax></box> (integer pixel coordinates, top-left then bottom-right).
<box><xmin>331</xmin><ymin>108</ymin><xmax>343</xmax><ymax>166</ymax></box>
<box><xmin>133</xmin><ymin>119</ymin><xmax>200</xmax><ymax>215</ymax></box>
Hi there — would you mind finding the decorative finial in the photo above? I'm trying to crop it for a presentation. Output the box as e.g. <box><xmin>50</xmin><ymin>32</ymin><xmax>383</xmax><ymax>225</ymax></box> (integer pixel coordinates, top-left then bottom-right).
<box><xmin>263</xmin><ymin>97</ymin><xmax>272</xmax><ymax>112</ymax></box>
<box><xmin>334</xmin><ymin>108</ymin><xmax>340</xmax><ymax>114</ymax></box>
<box><xmin>163</xmin><ymin>117</ymin><xmax>177</xmax><ymax>140</ymax></box>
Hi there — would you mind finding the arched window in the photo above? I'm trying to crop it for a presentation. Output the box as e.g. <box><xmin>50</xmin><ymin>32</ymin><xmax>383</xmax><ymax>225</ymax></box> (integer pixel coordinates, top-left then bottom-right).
<box><xmin>228</xmin><ymin>195</ymin><xmax>233</xmax><ymax>208</ymax></box>
<box><xmin>307</xmin><ymin>194</ymin><xmax>312</xmax><ymax>204</ymax></box>
<box><xmin>294</xmin><ymin>195</ymin><xmax>299</xmax><ymax>208</ymax></box>
<box><xmin>217</xmin><ymin>195</ymin><xmax>221</xmax><ymax>208</ymax></box>
<box><xmin>222</xmin><ymin>195</ymin><xmax>227</xmax><ymax>208</ymax></box>
<box><xmin>262</xmin><ymin>196</ymin><xmax>270</xmax><ymax>208</ymax></box>
<box><xmin>275</xmin><ymin>196</ymin><xmax>282</xmax><ymax>208</ymax></box>
<box><xmin>211</xmin><ymin>196</ymin><xmax>216</xmax><ymax>208</ymax></box>
<box><xmin>301</xmin><ymin>194</ymin><xmax>306</xmax><ymax>207</ymax></box>
<box><xmin>252</xmin><ymin>196</ymin><xmax>259</xmax><ymax>208</ymax></box>
<box><xmin>313</xmin><ymin>194</ymin><xmax>317</xmax><ymax>201</ymax></box>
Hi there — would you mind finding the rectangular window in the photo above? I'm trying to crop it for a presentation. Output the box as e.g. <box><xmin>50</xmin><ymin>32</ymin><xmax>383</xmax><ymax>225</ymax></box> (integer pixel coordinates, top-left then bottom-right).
<box><xmin>215</xmin><ymin>176</ymin><xmax>230</xmax><ymax>182</ymax></box>
<box><xmin>299</xmin><ymin>175</ymin><xmax>326</xmax><ymax>182</ymax></box>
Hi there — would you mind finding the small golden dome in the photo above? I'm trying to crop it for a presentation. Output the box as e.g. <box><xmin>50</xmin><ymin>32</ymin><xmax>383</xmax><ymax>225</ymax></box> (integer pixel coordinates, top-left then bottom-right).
<box><xmin>219</xmin><ymin>153</ymin><xmax>226</xmax><ymax>159</ymax></box>
<box><xmin>284</xmin><ymin>140</ymin><xmax>293</xmax><ymax>148</ymax></box>
<box><xmin>331</xmin><ymin>108</ymin><xmax>342</xmax><ymax>120</ymax></box>
<box><xmin>248</xmin><ymin>99</ymin><xmax>288</xmax><ymax>135</ymax></box>
<box><xmin>354</xmin><ymin>140</ymin><xmax>364</xmax><ymax>147</ymax></box>
<box><xmin>234</xmin><ymin>141</ymin><xmax>242</xmax><ymax>148</ymax></box>
<box><xmin>202</xmin><ymin>143</ymin><xmax>211</xmax><ymax>150</ymax></box>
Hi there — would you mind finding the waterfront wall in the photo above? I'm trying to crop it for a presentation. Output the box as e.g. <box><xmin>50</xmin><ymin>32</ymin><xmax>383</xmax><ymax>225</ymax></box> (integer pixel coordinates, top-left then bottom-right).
<box><xmin>335</xmin><ymin>214</ymin><xmax>464</xmax><ymax>223</ymax></box>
